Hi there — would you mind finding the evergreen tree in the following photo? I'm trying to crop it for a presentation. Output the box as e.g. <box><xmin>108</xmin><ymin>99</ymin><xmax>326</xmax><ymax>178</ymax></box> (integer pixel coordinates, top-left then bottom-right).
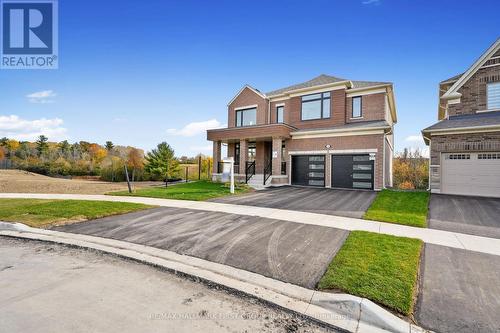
<box><xmin>144</xmin><ymin>142</ymin><xmax>179</xmax><ymax>181</ymax></box>
<box><xmin>36</xmin><ymin>135</ymin><xmax>49</xmax><ymax>157</ymax></box>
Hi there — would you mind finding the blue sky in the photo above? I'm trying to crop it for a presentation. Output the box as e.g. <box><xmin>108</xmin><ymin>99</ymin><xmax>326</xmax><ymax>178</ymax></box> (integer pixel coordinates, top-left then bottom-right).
<box><xmin>1</xmin><ymin>0</ymin><xmax>499</xmax><ymax>157</ymax></box>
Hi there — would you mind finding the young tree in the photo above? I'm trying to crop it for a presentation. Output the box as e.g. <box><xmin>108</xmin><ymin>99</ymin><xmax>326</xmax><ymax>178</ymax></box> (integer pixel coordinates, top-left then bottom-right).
<box><xmin>127</xmin><ymin>148</ymin><xmax>144</xmax><ymax>182</ymax></box>
<box><xmin>144</xmin><ymin>142</ymin><xmax>179</xmax><ymax>182</ymax></box>
<box><xmin>105</xmin><ymin>141</ymin><xmax>114</xmax><ymax>152</ymax></box>
<box><xmin>59</xmin><ymin>140</ymin><xmax>70</xmax><ymax>157</ymax></box>
<box><xmin>36</xmin><ymin>135</ymin><xmax>49</xmax><ymax>157</ymax></box>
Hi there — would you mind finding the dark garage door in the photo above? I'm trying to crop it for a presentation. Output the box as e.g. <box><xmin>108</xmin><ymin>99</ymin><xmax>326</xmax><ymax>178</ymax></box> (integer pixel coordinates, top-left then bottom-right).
<box><xmin>332</xmin><ymin>155</ymin><xmax>373</xmax><ymax>190</ymax></box>
<box><xmin>291</xmin><ymin>155</ymin><xmax>325</xmax><ymax>187</ymax></box>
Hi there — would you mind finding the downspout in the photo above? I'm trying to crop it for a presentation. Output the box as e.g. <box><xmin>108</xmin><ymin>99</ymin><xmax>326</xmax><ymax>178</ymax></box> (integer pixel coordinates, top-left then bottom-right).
<box><xmin>382</xmin><ymin>132</ymin><xmax>386</xmax><ymax>189</ymax></box>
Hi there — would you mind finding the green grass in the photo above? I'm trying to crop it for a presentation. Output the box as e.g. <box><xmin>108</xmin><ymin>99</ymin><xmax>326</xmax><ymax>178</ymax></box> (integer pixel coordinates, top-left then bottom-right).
<box><xmin>318</xmin><ymin>231</ymin><xmax>422</xmax><ymax>315</ymax></box>
<box><xmin>0</xmin><ymin>199</ymin><xmax>152</xmax><ymax>228</ymax></box>
<box><xmin>109</xmin><ymin>180</ymin><xmax>251</xmax><ymax>201</ymax></box>
<box><xmin>364</xmin><ymin>190</ymin><xmax>430</xmax><ymax>227</ymax></box>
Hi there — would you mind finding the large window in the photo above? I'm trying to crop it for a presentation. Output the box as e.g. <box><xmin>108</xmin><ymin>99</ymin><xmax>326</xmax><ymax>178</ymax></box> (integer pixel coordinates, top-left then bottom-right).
<box><xmin>276</xmin><ymin>105</ymin><xmax>284</xmax><ymax>123</ymax></box>
<box><xmin>301</xmin><ymin>92</ymin><xmax>330</xmax><ymax>120</ymax></box>
<box><xmin>235</xmin><ymin>107</ymin><xmax>257</xmax><ymax>127</ymax></box>
<box><xmin>487</xmin><ymin>82</ymin><xmax>500</xmax><ymax>110</ymax></box>
<box><xmin>352</xmin><ymin>96</ymin><xmax>362</xmax><ymax>118</ymax></box>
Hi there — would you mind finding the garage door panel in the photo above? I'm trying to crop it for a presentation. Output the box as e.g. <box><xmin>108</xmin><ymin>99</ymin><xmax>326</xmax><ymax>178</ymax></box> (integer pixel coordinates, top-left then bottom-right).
<box><xmin>332</xmin><ymin>155</ymin><xmax>374</xmax><ymax>190</ymax></box>
<box><xmin>291</xmin><ymin>155</ymin><xmax>325</xmax><ymax>187</ymax></box>
<box><xmin>442</xmin><ymin>152</ymin><xmax>500</xmax><ymax>198</ymax></box>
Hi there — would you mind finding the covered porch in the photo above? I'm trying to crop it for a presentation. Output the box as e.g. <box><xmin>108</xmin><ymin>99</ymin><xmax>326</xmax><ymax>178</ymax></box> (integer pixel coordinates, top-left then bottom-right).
<box><xmin>207</xmin><ymin>124</ymin><xmax>294</xmax><ymax>186</ymax></box>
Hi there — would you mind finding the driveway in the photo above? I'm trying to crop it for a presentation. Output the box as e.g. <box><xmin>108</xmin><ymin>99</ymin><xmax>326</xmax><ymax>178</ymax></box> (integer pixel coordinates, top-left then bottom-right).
<box><xmin>0</xmin><ymin>237</ymin><xmax>335</xmax><ymax>333</ymax></box>
<box><xmin>55</xmin><ymin>207</ymin><xmax>348</xmax><ymax>289</ymax></box>
<box><xmin>211</xmin><ymin>186</ymin><xmax>377</xmax><ymax>218</ymax></box>
<box><xmin>428</xmin><ymin>194</ymin><xmax>500</xmax><ymax>238</ymax></box>
<box><xmin>416</xmin><ymin>244</ymin><xmax>500</xmax><ymax>333</ymax></box>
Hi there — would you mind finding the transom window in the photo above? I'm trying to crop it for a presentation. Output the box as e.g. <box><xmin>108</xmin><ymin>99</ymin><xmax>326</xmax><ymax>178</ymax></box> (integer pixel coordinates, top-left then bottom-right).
<box><xmin>487</xmin><ymin>82</ymin><xmax>500</xmax><ymax>110</ymax></box>
<box><xmin>352</xmin><ymin>96</ymin><xmax>362</xmax><ymax>118</ymax></box>
<box><xmin>235</xmin><ymin>107</ymin><xmax>257</xmax><ymax>127</ymax></box>
<box><xmin>301</xmin><ymin>92</ymin><xmax>331</xmax><ymax>121</ymax></box>
<box><xmin>276</xmin><ymin>105</ymin><xmax>284</xmax><ymax>123</ymax></box>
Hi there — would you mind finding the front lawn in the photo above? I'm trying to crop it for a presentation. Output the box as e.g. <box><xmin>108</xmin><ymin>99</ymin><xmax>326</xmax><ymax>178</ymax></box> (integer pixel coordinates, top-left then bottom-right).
<box><xmin>0</xmin><ymin>199</ymin><xmax>152</xmax><ymax>228</ymax></box>
<box><xmin>318</xmin><ymin>231</ymin><xmax>422</xmax><ymax>316</ymax></box>
<box><xmin>109</xmin><ymin>180</ymin><xmax>251</xmax><ymax>201</ymax></box>
<box><xmin>364</xmin><ymin>190</ymin><xmax>430</xmax><ymax>227</ymax></box>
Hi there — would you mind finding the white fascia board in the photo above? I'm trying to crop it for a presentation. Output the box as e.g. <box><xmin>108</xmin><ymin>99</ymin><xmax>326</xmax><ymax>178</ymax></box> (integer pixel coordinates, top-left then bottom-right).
<box><xmin>234</xmin><ymin>104</ymin><xmax>258</xmax><ymax>111</ymax></box>
<box><xmin>267</xmin><ymin>81</ymin><xmax>352</xmax><ymax>99</ymax></box>
<box><xmin>227</xmin><ymin>85</ymin><xmax>267</xmax><ymax>106</ymax></box>
<box><xmin>425</xmin><ymin>125</ymin><xmax>500</xmax><ymax>136</ymax></box>
<box><xmin>291</xmin><ymin>128</ymin><xmax>386</xmax><ymax>139</ymax></box>
<box><xmin>442</xmin><ymin>38</ymin><xmax>500</xmax><ymax>100</ymax></box>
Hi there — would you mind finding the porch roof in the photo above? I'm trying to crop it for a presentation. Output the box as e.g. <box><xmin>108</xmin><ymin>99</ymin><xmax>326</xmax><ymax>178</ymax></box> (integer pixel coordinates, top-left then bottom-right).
<box><xmin>207</xmin><ymin>123</ymin><xmax>296</xmax><ymax>142</ymax></box>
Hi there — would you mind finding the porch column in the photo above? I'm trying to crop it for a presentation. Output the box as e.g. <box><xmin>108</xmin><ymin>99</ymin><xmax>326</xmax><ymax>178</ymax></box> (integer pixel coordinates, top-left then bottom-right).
<box><xmin>239</xmin><ymin>139</ymin><xmax>248</xmax><ymax>173</ymax></box>
<box><xmin>272</xmin><ymin>137</ymin><xmax>282</xmax><ymax>176</ymax></box>
<box><xmin>213</xmin><ymin>141</ymin><xmax>221</xmax><ymax>173</ymax></box>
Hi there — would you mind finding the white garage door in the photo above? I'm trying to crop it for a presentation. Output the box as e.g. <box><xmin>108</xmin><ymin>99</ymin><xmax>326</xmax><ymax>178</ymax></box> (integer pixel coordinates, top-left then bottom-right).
<box><xmin>441</xmin><ymin>152</ymin><xmax>500</xmax><ymax>198</ymax></box>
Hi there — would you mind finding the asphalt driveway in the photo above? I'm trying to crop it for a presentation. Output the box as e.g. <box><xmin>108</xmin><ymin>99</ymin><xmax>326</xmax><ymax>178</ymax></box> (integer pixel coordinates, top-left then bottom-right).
<box><xmin>416</xmin><ymin>244</ymin><xmax>500</xmax><ymax>333</ymax></box>
<box><xmin>211</xmin><ymin>186</ymin><xmax>377</xmax><ymax>218</ymax></box>
<box><xmin>429</xmin><ymin>194</ymin><xmax>500</xmax><ymax>239</ymax></box>
<box><xmin>55</xmin><ymin>207</ymin><xmax>348</xmax><ymax>289</ymax></box>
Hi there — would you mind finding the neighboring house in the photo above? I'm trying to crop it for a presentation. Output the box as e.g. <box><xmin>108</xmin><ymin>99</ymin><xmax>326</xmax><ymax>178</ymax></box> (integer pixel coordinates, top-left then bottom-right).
<box><xmin>422</xmin><ymin>38</ymin><xmax>500</xmax><ymax>198</ymax></box>
<box><xmin>207</xmin><ymin>74</ymin><xmax>397</xmax><ymax>190</ymax></box>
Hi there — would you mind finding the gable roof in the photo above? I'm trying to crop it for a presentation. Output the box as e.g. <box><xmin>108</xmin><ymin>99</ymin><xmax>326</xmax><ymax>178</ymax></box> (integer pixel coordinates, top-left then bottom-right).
<box><xmin>227</xmin><ymin>85</ymin><xmax>266</xmax><ymax>106</ymax></box>
<box><xmin>440</xmin><ymin>72</ymin><xmax>463</xmax><ymax>85</ymax></box>
<box><xmin>441</xmin><ymin>38</ymin><xmax>500</xmax><ymax>100</ymax></box>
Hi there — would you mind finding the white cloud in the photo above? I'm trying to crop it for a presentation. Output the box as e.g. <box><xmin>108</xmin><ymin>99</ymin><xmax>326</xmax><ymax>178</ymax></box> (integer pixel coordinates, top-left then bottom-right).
<box><xmin>405</xmin><ymin>135</ymin><xmax>424</xmax><ymax>143</ymax></box>
<box><xmin>0</xmin><ymin>115</ymin><xmax>67</xmax><ymax>141</ymax></box>
<box><xmin>167</xmin><ymin>119</ymin><xmax>224</xmax><ymax>137</ymax></box>
<box><xmin>362</xmin><ymin>0</ymin><xmax>380</xmax><ymax>4</ymax></box>
<box><xmin>26</xmin><ymin>90</ymin><xmax>57</xmax><ymax>103</ymax></box>
<box><xmin>189</xmin><ymin>144</ymin><xmax>213</xmax><ymax>152</ymax></box>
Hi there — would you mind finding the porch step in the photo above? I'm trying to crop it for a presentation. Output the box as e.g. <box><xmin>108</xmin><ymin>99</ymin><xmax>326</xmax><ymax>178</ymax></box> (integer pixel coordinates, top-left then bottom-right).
<box><xmin>246</xmin><ymin>174</ymin><xmax>271</xmax><ymax>190</ymax></box>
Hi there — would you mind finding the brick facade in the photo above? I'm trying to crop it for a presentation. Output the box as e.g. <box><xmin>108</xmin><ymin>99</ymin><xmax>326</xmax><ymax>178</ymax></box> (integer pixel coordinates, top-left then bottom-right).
<box><xmin>447</xmin><ymin>65</ymin><xmax>500</xmax><ymax>117</ymax></box>
<box><xmin>228</xmin><ymin>87</ymin><xmax>268</xmax><ymax>128</ymax></box>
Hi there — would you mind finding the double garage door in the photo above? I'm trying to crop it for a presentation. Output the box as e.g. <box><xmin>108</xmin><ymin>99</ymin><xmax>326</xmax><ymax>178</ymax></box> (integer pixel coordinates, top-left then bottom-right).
<box><xmin>441</xmin><ymin>152</ymin><xmax>500</xmax><ymax>197</ymax></box>
<box><xmin>291</xmin><ymin>154</ymin><xmax>374</xmax><ymax>189</ymax></box>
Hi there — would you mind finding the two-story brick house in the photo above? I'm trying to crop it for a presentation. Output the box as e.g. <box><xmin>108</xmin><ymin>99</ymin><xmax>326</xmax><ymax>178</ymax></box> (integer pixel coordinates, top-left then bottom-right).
<box><xmin>422</xmin><ymin>38</ymin><xmax>500</xmax><ymax>198</ymax></box>
<box><xmin>207</xmin><ymin>74</ymin><xmax>397</xmax><ymax>190</ymax></box>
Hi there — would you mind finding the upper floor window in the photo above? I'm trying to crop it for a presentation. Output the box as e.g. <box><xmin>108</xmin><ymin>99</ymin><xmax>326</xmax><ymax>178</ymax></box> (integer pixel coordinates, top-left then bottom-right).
<box><xmin>276</xmin><ymin>105</ymin><xmax>284</xmax><ymax>123</ymax></box>
<box><xmin>352</xmin><ymin>96</ymin><xmax>362</xmax><ymax>118</ymax></box>
<box><xmin>235</xmin><ymin>107</ymin><xmax>257</xmax><ymax>127</ymax></box>
<box><xmin>487</xmin><ymin>82</ymin><xmax>500</xmax><ymax>110</ymax></box>
<box><xmin>301</xmin><ymin>92</ymin><xmax>330</xmax><ymax>121</ymax></box>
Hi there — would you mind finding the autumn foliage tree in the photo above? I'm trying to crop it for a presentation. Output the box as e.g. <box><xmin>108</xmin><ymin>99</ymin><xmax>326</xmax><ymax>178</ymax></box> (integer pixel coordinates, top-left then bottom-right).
<box><xmin>393</xmin><ymin>148</ymin><xmax>429</xmax><ymax>190</ymax></box>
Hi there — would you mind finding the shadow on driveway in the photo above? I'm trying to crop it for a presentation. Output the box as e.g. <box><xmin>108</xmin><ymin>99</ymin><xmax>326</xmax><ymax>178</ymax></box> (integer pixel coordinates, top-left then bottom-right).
<box><xmin>428</xmin><ymin>194</ymin><xmax>500</xmax><ymax>239</ymax></box>
<box><xmin>55</xmin><ymin>207</ymin><xmax>348</xmax><ymax>289</ymax></box>
<box><xmin>210</xmin><ymin>186</ymin><xmax>377</xmax><ymax>218</ymax></box>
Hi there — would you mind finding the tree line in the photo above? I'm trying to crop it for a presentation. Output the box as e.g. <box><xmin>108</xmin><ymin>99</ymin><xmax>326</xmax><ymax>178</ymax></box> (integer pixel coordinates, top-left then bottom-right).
<box><xmin>0</xmin><ymin>136</ymin><xmax>212</xmax><ymax>182</ymax></box>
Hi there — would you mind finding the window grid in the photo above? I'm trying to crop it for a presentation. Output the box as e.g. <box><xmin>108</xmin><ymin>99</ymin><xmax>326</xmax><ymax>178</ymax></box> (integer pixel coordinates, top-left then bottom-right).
<box><xmin>478</xmin><ymin>153</ymin><xmax>500</xmax><ymax>160</ymax></box>
<box><xmin>446</xmin><ymin>154</ymin><xmax>470</xmax><ymax>160</ymax></box>
<box><xmin>301</xmin><ymin>92</ymin><xmax>331</xmax><ymax>121</ymax></box>
<box><xmin>487</xmin><ymin>82</ymin><xmax>500</xmax><ymax>110</ymax></box>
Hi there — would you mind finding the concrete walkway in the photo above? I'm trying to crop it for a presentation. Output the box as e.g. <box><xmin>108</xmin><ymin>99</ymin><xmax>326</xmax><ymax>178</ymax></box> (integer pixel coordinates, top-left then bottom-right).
<box><xmin>1</xmin><ymin>193</ymin><xmax>500</xmax><ymax>256</ymax></box>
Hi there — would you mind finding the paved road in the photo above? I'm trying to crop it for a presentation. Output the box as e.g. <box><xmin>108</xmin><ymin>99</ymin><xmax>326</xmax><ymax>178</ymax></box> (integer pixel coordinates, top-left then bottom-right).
<box><xmin>0</xmin><ymin>237</ymin><xmax>336</xmax><ymax>333</ymax></box>
<box><xmin>428</xmin><ymin>194</ymin><xmax>500</xmax><ymax>239</ymax></box>
<box><xmin>55</xmin><ymin>207</ymin><xmax>348</xmax><ymax>289</ymax></box>
<box><xmin>211</xmin><ymin>186</ymin><xmax>377</xmax><ymax>218</ymax></box>
<box><xmin>416</xmin><ymin>244</ymin><xmax>500</xmax><ymax>333</ymax></box>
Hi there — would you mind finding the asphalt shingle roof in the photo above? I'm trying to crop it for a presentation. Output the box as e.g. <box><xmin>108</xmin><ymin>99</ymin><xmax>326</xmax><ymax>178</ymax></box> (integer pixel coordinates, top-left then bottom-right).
<box><xmin>423</xmin><ymin>112</ymin><xmax>500</xmax><ymax>132</ymax></box>
<box><xmin>266</xmin><ymin>74</ymin><xmax>390</xmax><ymax>96</ymax></box>
<box><xmin>440</xmin><ymin>73</ymin><xmax>463</xmax><ymax>84</ymax></box>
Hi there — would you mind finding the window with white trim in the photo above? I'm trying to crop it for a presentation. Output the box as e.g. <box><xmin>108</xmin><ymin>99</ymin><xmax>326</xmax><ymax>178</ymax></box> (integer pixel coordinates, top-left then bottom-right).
<box><xmin>478</xmin><ymin>153</ymin><xmax>500</xmax><ymax>160</ymax></box>
<box><xmin>446</xmin><ymin>154</ymin><xmax>470</xmax><ymax>160</ymax></box>
<box><xmin>352</xmin><ymin>96</ymin><xmax>362</xmax><ymax>118</ymax></box>
<box><xmin>487</xmin><ymin>82</ymin><xmax>500</xmax><ymax>110</ymax></box>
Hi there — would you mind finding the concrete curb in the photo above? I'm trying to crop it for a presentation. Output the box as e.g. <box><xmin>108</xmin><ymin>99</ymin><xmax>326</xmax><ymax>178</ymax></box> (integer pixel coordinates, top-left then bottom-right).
<box><xmin>0</xmin><ymin>222</ymin><xmax>430</xmax><ymax>333</ymax></box>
